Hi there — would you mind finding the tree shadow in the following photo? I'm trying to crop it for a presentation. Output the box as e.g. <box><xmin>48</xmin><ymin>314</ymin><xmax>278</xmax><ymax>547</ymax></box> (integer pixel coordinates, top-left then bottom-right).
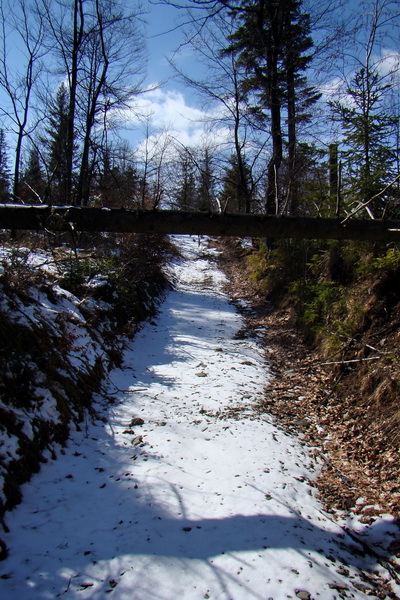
<box><xmin>1</xmin><ymin>242</ymin><xmax>394</xmax><ymax>599</ymax></box>
<box><xmin>2</xmin><ymin>434</ymin><xmax>392</xmax><ymax>600</ymax></box>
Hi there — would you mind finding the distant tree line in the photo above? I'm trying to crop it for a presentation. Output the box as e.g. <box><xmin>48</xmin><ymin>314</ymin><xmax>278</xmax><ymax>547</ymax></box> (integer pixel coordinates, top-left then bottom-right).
<box><xmin>0</xmin><ymin>0</ymin><xmax>398</xmax><ymax>219</ymax></box>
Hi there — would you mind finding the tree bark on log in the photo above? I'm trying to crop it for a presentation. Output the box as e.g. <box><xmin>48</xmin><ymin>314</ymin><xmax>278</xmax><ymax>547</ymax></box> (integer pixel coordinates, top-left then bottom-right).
<box><xmin>1</xmin><ymin>205</ymin><xmax>400</xmax><ymax>242</ymax></box>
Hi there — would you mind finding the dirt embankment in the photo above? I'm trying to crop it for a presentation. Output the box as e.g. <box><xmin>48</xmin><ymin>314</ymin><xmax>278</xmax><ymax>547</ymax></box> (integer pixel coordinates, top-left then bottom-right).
<box><xmin>0</xmin><ymin>234</ymin><xmax>173</xmax><ymax>559</ymax></box>
<box><xmin>216</xmin><ymin>239</ymin><xmax>400</xmax><ymax>533</ymax></box>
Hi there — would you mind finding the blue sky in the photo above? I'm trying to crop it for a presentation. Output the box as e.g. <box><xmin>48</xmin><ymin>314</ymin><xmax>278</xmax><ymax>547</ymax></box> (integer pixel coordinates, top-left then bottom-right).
<box><xmin>122</xmin><ymin>0</ymin><xmax>400</xmax><ymax>155</ymax></box>
<box><xmin>0</xmin><ymin>0</ymin><xmax>211</xmax><ymax>158</ymax></box>
<box><xmin>121</xmin><ymin>0</ymin><xmax>214</xmax><ymax>150</ymax></box>
<box><xmin>0</xmin><ymin>0</ymin><xmax>398</xmax><ymax>163</ymax></box>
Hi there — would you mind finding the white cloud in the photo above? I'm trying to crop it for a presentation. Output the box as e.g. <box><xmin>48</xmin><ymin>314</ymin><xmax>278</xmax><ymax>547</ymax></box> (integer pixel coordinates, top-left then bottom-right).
<box><xmin>118</xmin><ymin>85</ymin><xmax>233</xmax><ymax>152</ymax></box>
<box><xmin>320</xmin><ymin>47</ymin><xmax>400</xmax><ymax>104</ymax></box>
<box><xmin>126</xmin><ymin>87</ymin><xmax>209</xmax><ymax>133</ymax></box>
<box><xmin>375</xmin><ymin>48</ymin><xmax>400</xmax><ymax>84</ymax></box>
<box><xmin>319</xmin><ymin>76</ymin><xmax>347</xmax><ymax>103</ymax></box>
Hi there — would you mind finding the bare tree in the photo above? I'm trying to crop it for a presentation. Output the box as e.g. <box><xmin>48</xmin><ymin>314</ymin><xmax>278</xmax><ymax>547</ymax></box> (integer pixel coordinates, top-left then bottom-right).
<box><xmin>39</xmin><ymin>0</ymin><xmax>146</xmax><ymax>205</ymax></box>
<box><xmin>169</xmin><ymin>12</ymin><xmax>262</xmax><ymax>212</ymax></box>
<box><xmin>0</xmin><ymin>0</ymin><xmax>47</xmax><ymax>201</ymax></box>
<box><xmin>134</xmin><ymin>114</ymin><xmax>176</xmax><ymax>209</ymax></box>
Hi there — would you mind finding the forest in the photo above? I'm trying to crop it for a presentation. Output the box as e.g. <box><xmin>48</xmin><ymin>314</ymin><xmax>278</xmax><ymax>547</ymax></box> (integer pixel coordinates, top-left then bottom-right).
<box><xmin>0</xmin><ymin>1</ymin><xmax>400</xmax><ymax>583</ymax></box>
<box><xmin>0</xmin><ymin>0</ymin><xmax>398</xmax><ymax>218</ymax></box>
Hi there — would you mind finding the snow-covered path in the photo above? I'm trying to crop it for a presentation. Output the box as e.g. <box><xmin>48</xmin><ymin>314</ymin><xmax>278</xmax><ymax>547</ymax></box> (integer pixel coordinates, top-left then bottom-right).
<box><xmin>0</xmin><ymin>236</ymin><xmax>396</xmax><ymax>600</ymax></box>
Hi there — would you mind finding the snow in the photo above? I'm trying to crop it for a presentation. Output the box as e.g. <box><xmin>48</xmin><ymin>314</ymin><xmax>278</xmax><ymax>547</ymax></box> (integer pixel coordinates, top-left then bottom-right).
<box><xmin>0</xmin><ymin>247</ymin><xmax>59</xmax><ymax>277</ymax></box>
<box><xmin>0</xmin><ymin>235</ymin><xmax>398</xmax><ymax>600</ymax></box>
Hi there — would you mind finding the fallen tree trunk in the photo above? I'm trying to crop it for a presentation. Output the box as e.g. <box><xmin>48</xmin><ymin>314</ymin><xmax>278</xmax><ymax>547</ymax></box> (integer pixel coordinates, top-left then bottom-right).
<box><xmin>1</xmin><ymin>204</ymin><xmax>400</xmax><ymax>241</ymax></box>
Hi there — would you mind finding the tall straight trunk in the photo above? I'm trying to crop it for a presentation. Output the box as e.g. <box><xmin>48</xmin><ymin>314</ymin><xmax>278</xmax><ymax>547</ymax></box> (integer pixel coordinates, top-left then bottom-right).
<box><xmin>13</xmin><ymin>135</ymin><xmax>23</xmax><ymax>201</ymax></box>
<box><xmin>76</xmin><ymin>1</ymin><xmax>109</xmax><ymax>206</ymax></box>
<box><xmin>66</xmin><ymin>0</ymin><xmax>84</xmax><ymax>205</ymax></box>
<box><xmin>281</xmin><ymin>2</ymin><xmax>296</xmax><ymax>215</ymax></box>
<box><xmin>12</xmin><ymin>47</ymin><xmax>34</xmax><ymax>201</ymax></box>
<box><xmin>362</xmin><ymin>73</ymin><xmax>372</xmax><ymax>202</ymax></box>
<box><xmin>234</xmin><ymin>106</ymin><xmax>251</xmax><ymax>213</ymax></box>
<box><xmin>266</xmin><ymin>61</ymin><xmax>283</xmax><ymax>215</ymax></box>
<box><xmin>329</xmin><ymin>143</ymin><xmax>339</xmax><ymax>215</ymax></box>
<box><xmin>285</xmin><ymin>64</ymin><xmax>296</xmax><ymax>214</ymax></box>
<box><xmin>265</xmin><ymin>2</ymin><xmax>283</xmax><ymax>216</ymax></box>
<box><xmin>232</xmin><ymin>62</ymin><xmax>251</xmax><ymax>214</ymax></box>
<box><xmin>76</xmin><ymin>120</ymin><xmax>91</xmax><ymax>206</ymax></box>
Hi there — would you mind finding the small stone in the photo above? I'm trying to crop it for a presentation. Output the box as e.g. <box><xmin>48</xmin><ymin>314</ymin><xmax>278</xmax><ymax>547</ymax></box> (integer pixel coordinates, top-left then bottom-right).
<box><xmin>130</xmin><ymin>417</ymin><xmax>145</xmax><ymax>426</ymax></box>
<box><xmin>352</xmin><ymin>582</ymin><xmax>371</xmax><ymax>593</ymax></box>
<box><xmin>78</xmin><ymin>583</ymin><xmax>94</xmax><ymax>590</ymax></box>
<box><xmin>296</xmin><ymin>591</ymin><xmax>311</xmax><ymax>600</ymax></box>
<box><xmin>328</xmin><ymin>583</ymin><xmax>349</xmax><ymax>591</ymax></box>
<box><xmin>132</xmin><ymin>436</ymin><xmax>144</xmax><ymax>446</ymax></box>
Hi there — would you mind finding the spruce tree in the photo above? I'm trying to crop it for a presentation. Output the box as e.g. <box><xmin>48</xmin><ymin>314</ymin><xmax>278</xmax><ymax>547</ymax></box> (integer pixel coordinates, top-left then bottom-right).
<box><xmin>220</xmin><ymin>154</ymin><xmax>252</xmax><ymax>213</ymax></box>
<box><xmin>173</xmin><ymin>148</ymin><xmax>198</xmax><ymax>211</ymax></box>
<box><xmin>331</xmin><ymin>67</ymin><xmax>397</xmax><ymax>217</ymax></box>
<box><xmin>44</xmin><ymin>83</ymin><xmax>72</xmax><ymax>205</ymax></box>
<box><xmin>197</xmin><ymin>149</ymin><xmax>216</xmax><ymax>212</ymax></box>
<box><xmin>21</xmin><ymin>146</ymin><xmax>46</xmax><ymax>204</ymax></box>
<box><xmin>225</xmin><ymin>0</ymin><xmax>319</xmax><ymax>214</ymax></box>
<box><xmin>95</xmin><ymin>143</ymin><xmax>140</xmax><ymax>208</ymax></box>
<box><xmin>0</xmin><ymin>130</ymin><xmax>11</xmax><ymax>202</ymax></box>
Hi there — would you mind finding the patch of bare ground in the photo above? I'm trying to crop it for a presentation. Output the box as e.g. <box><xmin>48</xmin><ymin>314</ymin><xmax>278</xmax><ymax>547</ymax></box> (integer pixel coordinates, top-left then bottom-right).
<box><xmin>215</xmin><ymin>239</ymin><xmax>400</xmax><ymax>535</ymax></box>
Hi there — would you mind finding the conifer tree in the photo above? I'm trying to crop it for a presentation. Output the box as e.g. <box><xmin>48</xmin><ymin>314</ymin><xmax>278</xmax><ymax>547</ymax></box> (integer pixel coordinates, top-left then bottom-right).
<box><xmin>95</xmin><ymin>142</ymin><xmax>139</xmax><ymax>208</ymax></box>
<box><xmin>173</xmin><ymin>148</ymin><xmax>198</xmax><ymax>211</ymax></box>
<box><xmin>197</xmin><ymin>149</ymin><xmax>216</xmax><ymax>211</ymax></box>
<box><xmin>225</xmin><ymin>0</ymin><xmax>319</xmax><ymax>214</ymax></box>
<box><xmin>44</xmin><ymin>83</ymin><xmax>72</xmax><ymax>205</ymax></box>
<box><xmin>21</xmin><ymin>146</ymin><xmax>46</xmax><ymax>203</ymax></box>
<box><xmin>0</xmin><ymin>129</ymin><xmax>10</xmax><ymax>202</ymax></box>
<box><xmin>331</xmin><ymin>69</ymin><xmax>397</xmax><ymax>217</ymax></box>
<box><xmin>220</xmin><ymin>153</ymin><xmax>252</xmax><ymax>213</ymax></box>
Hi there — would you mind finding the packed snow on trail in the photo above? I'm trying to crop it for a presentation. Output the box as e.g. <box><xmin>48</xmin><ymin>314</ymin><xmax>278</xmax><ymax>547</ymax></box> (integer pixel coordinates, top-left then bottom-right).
<box><xmin>0</xmin><ymin>235</ymin><xmax>398</xmax><ymax>600</ymax></box>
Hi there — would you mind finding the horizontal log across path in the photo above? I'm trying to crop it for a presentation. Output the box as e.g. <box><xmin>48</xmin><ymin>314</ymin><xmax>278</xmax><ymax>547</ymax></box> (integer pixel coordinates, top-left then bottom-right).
<box><xmin>1</xmin><ymin>204</ymin><xmax>400</xmax><ymax>241</ymax></box>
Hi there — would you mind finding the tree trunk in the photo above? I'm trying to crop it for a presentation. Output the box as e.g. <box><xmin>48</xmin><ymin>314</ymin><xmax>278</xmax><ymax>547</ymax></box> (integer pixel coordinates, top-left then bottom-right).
<box><xmin>2</xmin><ymin>205</ymin><xmax>400</xmax><ymax>242</ymax></box>
<box><xmin>75</xmin><ymin>0</ymin><xmax>109</xmax><ymax>206</ymax></box>
<box><xmin>66</xmin><ymin>0</ymin><xmax>84</xmax><ymax>205</ymax></box>
<box><xmin>285</xmin><ymin>63</ymin><xmax>296</xmax><ymax>214</ymax></box>
<box><xmin>265</xmin><ymin>4</ymin><xmax>283</xmax><ymax>215</ymax></box>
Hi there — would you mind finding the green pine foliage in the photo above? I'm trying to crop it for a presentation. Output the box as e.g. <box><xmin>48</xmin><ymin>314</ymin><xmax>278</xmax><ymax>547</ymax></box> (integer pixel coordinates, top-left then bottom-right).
<box><xmin>0</xmin><ymin>129</ymin><xmax>11</xmax><ymax>202</ymax></box>
<box><xmin>21</xmin><ymin>146</ymin><xmax>47</xmax><ymax>204</ymax></box>
<box><xmin>244</xmin><ymin>237</ymin><xmax>400</xmax><ymax>357</ymax></box>
<box><xmin>44</xmin><ymin>83</ymin><xmax>73</xmax><ymax>205</ymax></box>
<box><xmin>220</xmin><ymin>154</ymin><xmax>253</xmax><ymax>213</ymax></box>
<box><xmin>224</xmin><ymin>0</ymin><xmax>320</xmax><ymax>214</ymax></box>
<box><xmin>173</xmin><ymin>148</ymin><xmax>198</xmax><ymax>211</ymax></box>
<box><xmin>330</xmin><ymin>67</ymin><xmax>398</xmax><ymax>217</ymax></box>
